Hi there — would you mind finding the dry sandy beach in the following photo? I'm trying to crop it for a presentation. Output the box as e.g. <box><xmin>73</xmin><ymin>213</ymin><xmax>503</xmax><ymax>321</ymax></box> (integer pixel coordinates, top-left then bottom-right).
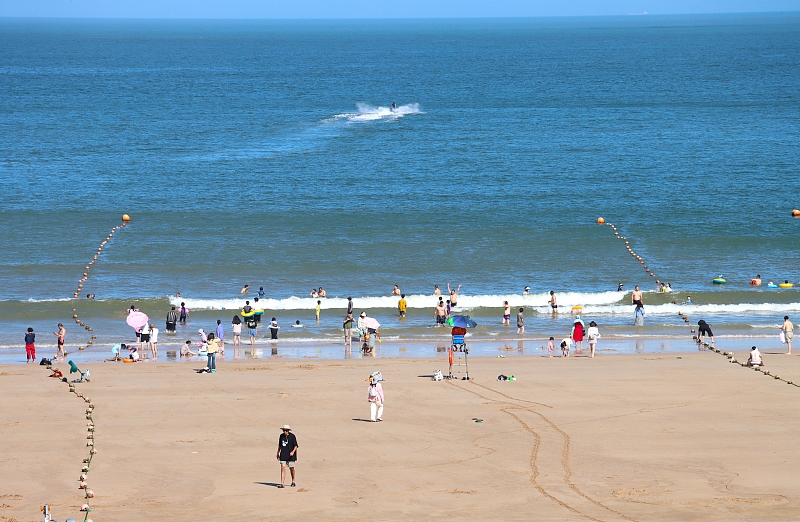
<box><xmin>2</xmin><ymin>349</ymin><xmax>800</xmax><ymax>521</ymax></box>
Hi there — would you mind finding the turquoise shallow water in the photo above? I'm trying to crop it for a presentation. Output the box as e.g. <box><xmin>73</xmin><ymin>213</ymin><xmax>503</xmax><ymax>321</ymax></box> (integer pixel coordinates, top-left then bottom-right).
<box><xmin>1</xmin><ymin>14</ymin><xmax>799</xmax><ymax>360</ymax></box>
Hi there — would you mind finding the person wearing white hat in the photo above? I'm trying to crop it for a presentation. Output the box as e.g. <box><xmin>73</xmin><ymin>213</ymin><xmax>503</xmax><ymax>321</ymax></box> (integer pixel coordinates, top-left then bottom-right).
<box><xmin>276</xmin><ymin>425</ymin><xmax>298</xmax><ymax>488</ymax></box>
<box><xmin>368</xmin><ymin>376</ymin><xmax>384</xmax><ymax>422</ymax></box>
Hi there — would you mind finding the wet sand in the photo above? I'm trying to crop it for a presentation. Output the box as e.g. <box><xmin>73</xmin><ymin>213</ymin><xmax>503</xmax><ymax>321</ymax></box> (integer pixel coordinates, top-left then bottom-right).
<box><xmin>1</xmin><ymin>349</ymin><xmax>799</xmax><ymax>521</ymax></box>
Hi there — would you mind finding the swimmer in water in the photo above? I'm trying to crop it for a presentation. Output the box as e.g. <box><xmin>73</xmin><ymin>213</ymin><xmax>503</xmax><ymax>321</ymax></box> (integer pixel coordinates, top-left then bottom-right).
<box><xmin>391</xmin><ymin>102</ymin><xmax>397</xmax><ymax>111</ymax></box>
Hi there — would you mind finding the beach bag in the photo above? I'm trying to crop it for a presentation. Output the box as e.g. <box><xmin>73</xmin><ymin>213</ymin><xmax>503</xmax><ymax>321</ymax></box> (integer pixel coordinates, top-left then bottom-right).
<box><xmin>780</xmin><ymin>330</ymin><xmax>786</xmax><ymax>344</ymax></box>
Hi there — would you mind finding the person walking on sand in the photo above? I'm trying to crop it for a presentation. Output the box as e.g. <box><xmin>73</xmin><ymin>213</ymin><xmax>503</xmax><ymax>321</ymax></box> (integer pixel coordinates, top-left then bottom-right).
<box><xmin>572</xmin><ymin>316</ymin><xmax>585</xmax><ymax>352</ymax></box>
<box><xmin>315</xmin><ymin>300</ymin><xmax>321</xmax><ymax>321</ymax></box>
<box><xmin>548</xmin><ymin>291</ymin><xmax>558</xmax><ymax>312</ymax></box>
<box><xmin>587</xmin><ymin>321</ymin><xmax>599</xmax><ymax>358</ymax></box>
<box><xmin>25</xmin><ymin>327</ymin><xmax>36</xmax><ymax>363</ymax></box>
<box><xmin>517</xmin><ymin>308</ymin><xmax>525</xmax><ymax>334</ymax></box>
<box><xmin>343</xmin><ymin>312</ymin><xmax>354</xmax><ymax>346</ymax></box>
<box><xmin>631</xmin><ymin>285</ymin><xmax>643</xmax><ymax>307</ymax></box>
<box><xmin>276</xmin><ymin>425</ymin><xmax>298</xmax><ymax>488</ymax></box>
<box><xmin>398</xmin><ymin>294</ymin><xmax>407</xmax><ymax>318</ymax></box>
<box><xmin>204</xmin><ymin>332</ymin><xmax>219</xmax><ymax>372</ymax></box>
<box><xmin>502</xmin><ymin>301</ymin><xmax>511</xmax><ymax>325</ymax></box>
<box><xmin>783</xmin><ymin>316</ymin><xmax>793</xmax><ymax>354</ymax></box>
<box><xmin>54</xmin><ymin>323</ymin><xmax>66</xmax><ymax>359</ymax></box>
<box><xmin>447</xmin><ymin>283</ymin><xmax>461</xmax><ymax>307</ymax></box>
<box><xmin>368</xmin><ymin>376</ymin><xmax>384</xmax><ymax>422</ymax></box>
<box><xmin>166</xmin><ymin>307</ymin><xmax>178</xmax><ymax>333</ymax></box>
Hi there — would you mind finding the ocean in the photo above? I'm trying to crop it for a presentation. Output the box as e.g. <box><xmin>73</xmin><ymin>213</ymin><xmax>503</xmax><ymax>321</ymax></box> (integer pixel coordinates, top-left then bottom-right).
<box><xmin>1</xmin><ymin>13</ymin><xmax>799</xmax><ymax>361</ymax></box>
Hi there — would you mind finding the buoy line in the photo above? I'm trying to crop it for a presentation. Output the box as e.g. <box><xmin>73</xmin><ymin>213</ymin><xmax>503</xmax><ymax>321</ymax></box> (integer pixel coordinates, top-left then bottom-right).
<box><xmin>41</xmin><ymin>361</ymin><xmax>97</xmax><ymax>521</ymax></box>
<box><xmin>70</xmin><ymin>216</ymin><xmax>131</xmax><ymax>356</ymax></box>
<box><xmin>597</xmin><ymin>218</ymin><xmax>659</xmax><ymax>280</ymax></box>
<box><xmin>702</xmin><ymin>343</ymin><xmax>799</xmax><ymax>388</ymax></box>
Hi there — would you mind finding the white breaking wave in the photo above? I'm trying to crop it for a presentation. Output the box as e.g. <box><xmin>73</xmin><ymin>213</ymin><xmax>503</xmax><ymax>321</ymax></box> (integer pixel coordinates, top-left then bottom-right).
<box><xmin>333</xmin><ymin>103</ymin><xmax>422</xmax><ymax>122</ymax></box>
<box><xmin>168</xmin><ymin>292</ymin><xmax>800</xmax><ymax>317</ymax></box>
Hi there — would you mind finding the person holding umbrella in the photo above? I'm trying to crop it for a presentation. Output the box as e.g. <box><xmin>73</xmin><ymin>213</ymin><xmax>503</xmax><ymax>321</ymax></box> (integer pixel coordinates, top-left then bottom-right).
<box><xmin>361</xmin><ymin>316</ymin><xmax>381</xmax><ymax>354</ymax></box>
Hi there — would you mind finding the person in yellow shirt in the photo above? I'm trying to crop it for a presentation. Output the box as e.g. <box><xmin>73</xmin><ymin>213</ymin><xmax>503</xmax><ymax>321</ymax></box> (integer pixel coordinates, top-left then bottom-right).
<box><xmin>398</xmin><ymin>294</ymin><xmax>407</xmax><ymax>318</ymax></box>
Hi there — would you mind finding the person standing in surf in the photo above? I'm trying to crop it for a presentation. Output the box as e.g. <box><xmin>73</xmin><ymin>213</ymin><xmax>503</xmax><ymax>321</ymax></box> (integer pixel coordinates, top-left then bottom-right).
<box><xmin>179</xmin><ymin>302</ymin><xmax>189</xmax><ymax>325</ymax></box>
<box><xmin>166</xmin><ymin>306</ymin><xmax>178</xmax><ymax>333</ymax></box>
<box><xmin>447</xmin><ymin>283</ymin><xmax>461</xmax><ymax>307</ymax></box>
<box><xmin>548</xmin><ymin>291</ymin><xmax>558</xmax><ymax>313</ymax></box>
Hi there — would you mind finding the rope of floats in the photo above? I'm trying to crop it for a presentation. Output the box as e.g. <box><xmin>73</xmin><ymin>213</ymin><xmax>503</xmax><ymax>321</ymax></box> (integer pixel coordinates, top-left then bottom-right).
<box><xmin>41</xmin><ymin>214</ymin><xmax>131</xmax><ymax>521</ymax></box>
<box><xmin>70</xmin><ymin>215</ymin><xmax>131</xmax><ymax>354</ymax></box>
<box><xmin>596</xmin><ymin>218</ymin><xmax>659</xmax><ymax>280</ymax></box>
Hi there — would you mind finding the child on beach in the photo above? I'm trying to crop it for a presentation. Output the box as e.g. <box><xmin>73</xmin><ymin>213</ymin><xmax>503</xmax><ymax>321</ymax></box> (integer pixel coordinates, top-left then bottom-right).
<box><xmin>587</xmin><ymin>321</ymin><xmax>599</xmax><ymax>358</ymax></box>
<box><xmin>368</xmin><ymin>375</ymin><xmax>385</xmax><ymax>422</ymax></box>
<box><xmin>561</xmin><ymin>337</ymin><xmax>572</xmax><ymax>357</ymax></box>
<box><xmin>24</xmin><ymin>327</ymin><xmax>36</xmax><ymax>362</ymax></box>
<box><xmin>315</xmin><ymin>300</ymin><xmax>321</xmax><ymax>321</ymax></box>
<box><xmin>149</xmin><ymin>323</ymin><xmax>159</xmax><ymax>358</ymax></box>
<box><xmin>232</xmin><ymin>315</ymin><xmax>242</xmax><ymax>351</ymax></box>
<box><xmin>517</xmin><ymin>308</ymin><xmax>524</xmax><ymax>334</ymax></box>
<box><xmin>547</xmin><ymin>336</ymin><xmax>554</xmax><ymax>357</ymax></box>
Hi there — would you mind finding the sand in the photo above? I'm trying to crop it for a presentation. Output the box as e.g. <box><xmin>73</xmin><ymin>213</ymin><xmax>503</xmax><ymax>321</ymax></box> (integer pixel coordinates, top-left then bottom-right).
<box><xmin>2</xmin><ymin>348</ymin><xmax>800</xmax><ymax>521</ymax></box>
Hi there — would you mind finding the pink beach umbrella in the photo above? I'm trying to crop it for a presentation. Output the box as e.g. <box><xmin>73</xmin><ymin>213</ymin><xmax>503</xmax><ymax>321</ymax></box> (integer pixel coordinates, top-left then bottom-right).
<box><xmin>362</xmin><ymin>317</ymin><xmax>381</xmax><ymax>330</ymax></box>
<box><xmin>126</xmin><ymin>311</ymin><xmax>149</xmax><ymax>331</ymax></box>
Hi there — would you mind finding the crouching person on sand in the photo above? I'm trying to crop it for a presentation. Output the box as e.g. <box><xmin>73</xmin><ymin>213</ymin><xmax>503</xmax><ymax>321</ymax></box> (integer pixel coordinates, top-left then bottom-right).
<box><xmin>746</xmin><ymin>346</ymin><xmax>763</xmax><ymax>367</ymax></box>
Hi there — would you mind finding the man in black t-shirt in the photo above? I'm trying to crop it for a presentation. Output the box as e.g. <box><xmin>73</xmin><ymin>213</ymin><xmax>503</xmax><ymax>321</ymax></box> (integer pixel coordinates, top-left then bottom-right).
<box><xmin>276</xmin><ymin>424</ymin><xmax>298</xmax><ymax>488</ymax></box>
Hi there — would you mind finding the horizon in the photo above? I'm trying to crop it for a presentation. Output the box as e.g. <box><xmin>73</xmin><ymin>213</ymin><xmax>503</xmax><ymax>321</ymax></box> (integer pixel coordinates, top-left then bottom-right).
<box><xmin>1</xmin><ymin>0</ymin><xmax>799</xmax><ymax>20</ymax></box>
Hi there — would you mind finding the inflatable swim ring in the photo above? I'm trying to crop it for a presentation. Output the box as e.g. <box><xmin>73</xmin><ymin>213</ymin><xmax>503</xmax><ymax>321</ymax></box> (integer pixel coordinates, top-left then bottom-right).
<box><xmin>767</xmin><ymin>283</ymin><xmax>778</xmax><ymax>288</ymax></box>
<box><xmin>240</xmin><ymin>309</ymin><xmax>264</xmax><ymax>318</ymax></box>
<box><xmin>779</xmin><ymin>283</ymin><xmax>794</xmax><ymax>288</ymax></box>
<box><xmin>713</xmin><ymin>278</ymin><xmax>726</xmax><ymax>284</ymax></box>
<box><xmin>571</xmin><ymin>305</ymin><xmax>582</xmax><ymax>313</ymax></box>
<box><xmin>750</xmin><ymin>279</ymin><xmax>758</xmax><ymax>285</ymax></box>
<box><xmin>123</xmin><ymin>358</ymin><xmax>135</xmax><ymax>364</ymax></box>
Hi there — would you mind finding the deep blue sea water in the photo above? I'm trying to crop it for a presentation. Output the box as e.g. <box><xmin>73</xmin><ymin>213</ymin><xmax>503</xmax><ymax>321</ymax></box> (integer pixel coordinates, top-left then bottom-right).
<box><xmin>1</xmin><ymin>14</ymin><xmax>799</xmax><ymax>360</ymax></box>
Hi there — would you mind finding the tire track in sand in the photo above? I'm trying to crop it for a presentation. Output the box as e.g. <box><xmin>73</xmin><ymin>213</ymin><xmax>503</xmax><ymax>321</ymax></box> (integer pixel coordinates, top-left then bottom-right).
<box><xmin>450</xmin><ymin>380</ymin><xmax>636</xmax><ymax>522</ymax></box>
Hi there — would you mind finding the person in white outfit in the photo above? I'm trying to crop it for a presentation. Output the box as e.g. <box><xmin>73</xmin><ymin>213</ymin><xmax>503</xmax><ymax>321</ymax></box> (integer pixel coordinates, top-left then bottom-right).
<box><xmin>746</xmin><ymin>346</ymin><xmax>763</xmax><ymax>367</ymax></box>
<box><xmin>586</xmin><ymin>321</ymin><xmax>599</xmax><ymax>358</ymax></box>
<box><xmin>368</xmin><ymin>376</ymin><xmax>384</xmax><ymax>422</ymax></box>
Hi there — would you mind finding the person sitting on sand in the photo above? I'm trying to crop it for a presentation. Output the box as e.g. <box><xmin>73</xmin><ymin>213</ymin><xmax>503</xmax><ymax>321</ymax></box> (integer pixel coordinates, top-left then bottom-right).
<box><xmin>181</xmin><ymin>340</ymin><xmax>198</xmax><ymax>357</ymax></box>
<box><xmin>746</xmin><ymin>346</ymin><xmax>762</xmax><ymax>367</ymax></box>
<box><xmin>560</xmin><ymin>337</ymin><xmax>572</xmax><ymax>357</ymax></box>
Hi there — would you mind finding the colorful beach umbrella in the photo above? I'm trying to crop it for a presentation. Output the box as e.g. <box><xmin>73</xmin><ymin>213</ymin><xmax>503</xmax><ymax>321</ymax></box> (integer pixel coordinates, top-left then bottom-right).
<box><xmin>126</xmin><ymin>311</ymin><xmax>149</xmax><ymax>330</ymax></box>
<box><xmin>446</xmin><ymin>315</ymin><xmax>478</xmax><ymax>328</ymax></box>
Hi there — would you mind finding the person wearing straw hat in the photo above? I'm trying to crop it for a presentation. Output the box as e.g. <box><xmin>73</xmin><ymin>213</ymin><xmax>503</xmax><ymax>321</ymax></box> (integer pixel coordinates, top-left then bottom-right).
<box><xmin>276</xmin><ymin>425</ymin><xmax>298</xmax><ymax>488</ymax></box>
<box><xmin>367</xmin><ymin>374</ymin><xmax>385</xmax><ymax>422</ymax></box>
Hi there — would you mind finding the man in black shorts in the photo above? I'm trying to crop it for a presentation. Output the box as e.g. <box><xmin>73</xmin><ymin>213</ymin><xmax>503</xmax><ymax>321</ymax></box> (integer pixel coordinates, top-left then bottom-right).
<box><xmin>276</xmin><ymin>425</ymin><xmax>298</xmax><ymax>488</ymax></box>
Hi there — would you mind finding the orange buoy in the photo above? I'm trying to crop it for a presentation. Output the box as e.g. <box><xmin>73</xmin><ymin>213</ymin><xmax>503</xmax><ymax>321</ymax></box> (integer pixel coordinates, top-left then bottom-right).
<box><xmin>597</xmin><ymin>217</ymin><xmax>605</xmax><ymax>224</ymax></box>
<box><xmin>793</xmin><ymin>209</ymin><xmax>800</xmax><ymax>217</ymax></box>
<box><xmin>122</xmin><ymin>214</ymin><xmax>131</xmax><ymax>222</ymax></box>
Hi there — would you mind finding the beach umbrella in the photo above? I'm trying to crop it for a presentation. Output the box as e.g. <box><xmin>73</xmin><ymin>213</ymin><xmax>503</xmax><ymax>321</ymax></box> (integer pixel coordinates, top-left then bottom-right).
<box><xmin>362</xmin><ymin>317</ymin><xmax>381</xmax><ymax>330</ymax></box>
<box><xmin>446</xmin><ymin>315</ymin><xmax>478</xmax><ymax>328</ymax></box>
<box><xmin>126</xmin><ymin>311</ymin><xmax>149</xmax><ymax>330</ymax></box>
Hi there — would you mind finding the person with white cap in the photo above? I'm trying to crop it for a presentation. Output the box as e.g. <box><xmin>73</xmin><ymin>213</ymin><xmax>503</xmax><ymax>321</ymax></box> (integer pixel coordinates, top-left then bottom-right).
<box><xmin>276</xmin><ymin>425</ymin><xmax>298</xmax><ymax>488</ymax></box>
<box><xmin>357</xmin><ymin>312</ymin><xmax>367</xmax><ymax>342</ymax></box>
<box><xmin>368</xmin><ymin>374</ymin><xmax>385</xmax><ymax>422</ymax></box>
